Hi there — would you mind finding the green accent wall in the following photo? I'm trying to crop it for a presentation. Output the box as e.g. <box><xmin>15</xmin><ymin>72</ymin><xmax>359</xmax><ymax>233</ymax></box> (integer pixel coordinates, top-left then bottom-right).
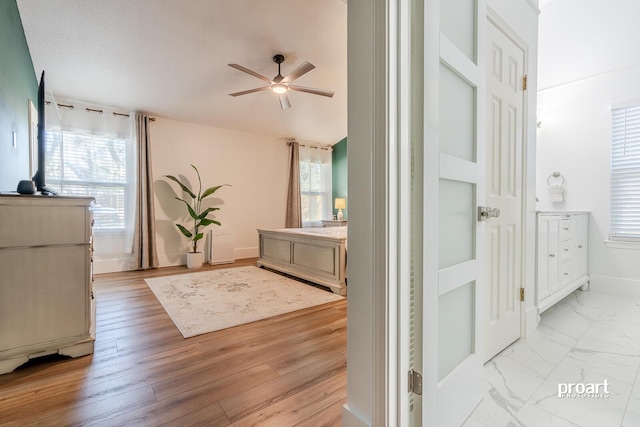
<box><xmin>332</xmin><ymin>137</ymin><xmax>347</xmax><ymax>219</ymax></box>
<box><xmin>0</xmin><ymin>0</ymin><xmax>37</xmax><ymax>191</ymax></box>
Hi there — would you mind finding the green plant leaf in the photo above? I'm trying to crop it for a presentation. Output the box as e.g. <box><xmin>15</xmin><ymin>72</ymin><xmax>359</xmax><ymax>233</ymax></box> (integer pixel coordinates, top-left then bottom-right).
<box><xmin>165</xmin><ymin>175</ymin><xmax>196</xmax><ymax>199</ymax></box>
<box><xmin>198</xmin><ymin>207</ymin><xmax>220</xmax><ymax>219</ymax></box>
<box><xmin>199</xmin><ymin>218</ymin><xmax>216</xmax><ymax>227</ymax></box>
<box><xmin>174</xmin><ymin>197</ymin><xmax>198</xmax><ymax>220</ymax></box>
<box><xmin>186</xmin><ymin>203</ymin><xmax>198</xmax><ymax>220</ymax></box>
<box><xmin>191</xmin><ymin>165</ymin><xmax>202</xmax><ymax>199</ymax></box>
<box><xmin>201</xmin><ymin>184</ymin><xmax>230</xmax><ymax>200</ymax></box>
<box><xmin>193</xmin><ymin>232</ymin><xmax>204</xmax><ymax>242</ymax></box>
<box><xmin>176</xmin><ymin>224</ymin><xmax>192</xmax><ymax>238</ymax></box>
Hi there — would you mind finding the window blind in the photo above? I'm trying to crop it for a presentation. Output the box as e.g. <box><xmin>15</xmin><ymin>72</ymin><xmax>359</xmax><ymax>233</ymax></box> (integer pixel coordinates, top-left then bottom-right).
<box><xmin>46</xmin><ymin>130</ymin><xmax>131</xmax><ymax>231</ymax></box>
<box><xmin>611</xmin><ymin>104</ymin><xmax>640</xmax><ymax>241</ymax></box>
<box><xmin>298</xmin><ymin>144</ymin><xmax>332</xmax><ymax>226</ymax></box>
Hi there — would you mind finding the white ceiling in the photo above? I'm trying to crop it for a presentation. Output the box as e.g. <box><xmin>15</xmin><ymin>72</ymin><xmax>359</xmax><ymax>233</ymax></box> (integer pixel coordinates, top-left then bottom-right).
<box><xmin>16</xmin><ymin>0</ymin><xmax>347</xmax><ymax>145</ymax></box>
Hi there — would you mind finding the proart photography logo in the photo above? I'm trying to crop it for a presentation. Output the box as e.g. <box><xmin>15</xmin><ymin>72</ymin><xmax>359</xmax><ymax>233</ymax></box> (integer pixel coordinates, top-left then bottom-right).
<box><xmin>557</xmin><ymin>380</ymin><xmax>611</xmax><ymax>399</ymax></box>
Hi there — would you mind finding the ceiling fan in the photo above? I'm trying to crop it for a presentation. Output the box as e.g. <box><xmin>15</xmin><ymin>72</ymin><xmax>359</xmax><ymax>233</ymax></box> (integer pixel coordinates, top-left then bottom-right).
<box><xmin>228</xmin><ymin>54</ymin><xmax>335</xmax><ymax>109</ymax></box>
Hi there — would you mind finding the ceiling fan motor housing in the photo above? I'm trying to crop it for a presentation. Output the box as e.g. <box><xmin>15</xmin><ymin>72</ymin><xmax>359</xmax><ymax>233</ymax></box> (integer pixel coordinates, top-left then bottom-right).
<box><xmin>273</xmin><ymin>54</ymin><xmax>285</xmax><ymax>64</ymax></box>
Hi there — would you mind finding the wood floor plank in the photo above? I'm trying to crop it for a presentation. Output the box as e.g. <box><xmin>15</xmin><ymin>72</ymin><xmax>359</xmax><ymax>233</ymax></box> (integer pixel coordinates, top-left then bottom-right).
<box><xmin>227</xmin><ymin>371</ymin><xmax>347</xmax><ymax>427</ymax></box>
<box><xmin>96</xmin><ymin>364</ymin><xmax>277</xmax><ymax>427</ymax></box>
<box><xmin>0</xmin><ymin>259</ymin><xmax>347</xmax><ymax>425</ymax></box>
<box><xmin>220</xmin><ymin>351</ymin><xmax>347</xmax><ymax>422</ymax></box>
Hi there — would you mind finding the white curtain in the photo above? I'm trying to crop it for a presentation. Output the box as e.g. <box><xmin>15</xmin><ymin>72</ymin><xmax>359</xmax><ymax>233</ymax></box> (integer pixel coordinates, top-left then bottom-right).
<box><xmin>45</xmin><ymin>98</ymin><xmax>136</xmax><ymax>272</ymax></box>
<box><xmin>299</xmin><ymin>144</ymin><xmax>332</xmax><ymax>227</ymax></box>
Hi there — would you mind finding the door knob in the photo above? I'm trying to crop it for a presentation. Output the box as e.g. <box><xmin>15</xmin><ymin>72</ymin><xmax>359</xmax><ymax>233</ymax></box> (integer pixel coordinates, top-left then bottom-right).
<box><xmin>478</xmin><ymin>206</ymin><xmax>501</xmax><ymax>221</ymax></box>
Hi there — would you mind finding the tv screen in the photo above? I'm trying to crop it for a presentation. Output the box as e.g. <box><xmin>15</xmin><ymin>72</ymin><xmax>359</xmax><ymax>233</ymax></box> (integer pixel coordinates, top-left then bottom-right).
<box><xmin>32</xmin><ymin>71</ymin><xmax>55</xmax><ymax>195</ymax></box>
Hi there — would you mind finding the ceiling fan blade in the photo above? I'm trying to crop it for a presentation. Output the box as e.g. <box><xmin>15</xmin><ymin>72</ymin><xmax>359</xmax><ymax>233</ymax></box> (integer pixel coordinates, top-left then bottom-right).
<box><xmin>229</xmin><ymin>86</ymin><xmax>270</xmax><ymax>97</ymax></box>
<box><xmin>279</xmin><ymin>94</ymin><xmax>291</xmax><ymax>109</ymax></box>
<box><xmin>228</xmin><ymin>64</ymin><xmax>273</xmax><ymax>84</ymax></box>
<box><xmin>289</xmin><ymin>85</ymin><xmax>335</xmax><ymax>98</ymax></box>
<box><xmin>282</xmin><ymin>61</ymin><xmax>316</xmax><ymax>83</ymax></box>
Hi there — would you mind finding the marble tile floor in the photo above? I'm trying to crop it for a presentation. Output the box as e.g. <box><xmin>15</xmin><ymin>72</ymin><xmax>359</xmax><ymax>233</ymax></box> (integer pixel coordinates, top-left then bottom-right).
<box><xmin>464</xmin><ymin>289</ymin><xmax>640</xmax><ymax>427</ymax></box>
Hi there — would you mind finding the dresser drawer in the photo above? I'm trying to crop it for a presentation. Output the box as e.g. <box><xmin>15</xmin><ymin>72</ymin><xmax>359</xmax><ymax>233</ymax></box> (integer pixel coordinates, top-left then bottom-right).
<box><xmin>0</xmin><ymin>205</ymin><xmax>91</xmax><ymax>247</ymax></box>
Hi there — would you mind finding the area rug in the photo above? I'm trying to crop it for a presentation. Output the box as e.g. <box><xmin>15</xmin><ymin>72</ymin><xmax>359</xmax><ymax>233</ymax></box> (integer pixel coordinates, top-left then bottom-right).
<box><xmin>144</xmin><ymin>266</ymin><xmax>344</xmax><ymax>338</ymax></box>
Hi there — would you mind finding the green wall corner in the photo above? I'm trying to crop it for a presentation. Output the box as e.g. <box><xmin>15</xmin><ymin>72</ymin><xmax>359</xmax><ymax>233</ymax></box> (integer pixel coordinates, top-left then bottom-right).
<box><xmin>0</xmin><ymin>0</ymin><xmax>38</xmax><ymax>191</ymax></box>
<box><xmin>332</xmin><ymin>137</ymin><xmax>347</xmax><ymax>219</ymax></box>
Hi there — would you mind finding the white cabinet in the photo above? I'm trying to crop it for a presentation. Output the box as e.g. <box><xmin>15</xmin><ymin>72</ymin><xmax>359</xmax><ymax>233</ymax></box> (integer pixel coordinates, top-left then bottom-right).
<box><xmin>0</xmin><ymin>194</ymin><xmax>95</xmax><ymax>374</ymax></box>
<box><xmin>536</xmin><ymin>211</ymin><xmax>589</xmax><ymax>313</ymax></box>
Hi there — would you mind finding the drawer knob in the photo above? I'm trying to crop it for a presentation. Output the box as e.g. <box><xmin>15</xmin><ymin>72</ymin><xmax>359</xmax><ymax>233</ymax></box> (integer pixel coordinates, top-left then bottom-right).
<box><xmin>564</xmin><ymin>227</ymin><xmax>569</xmax><ymax>231</ymax></box>
<box><xmin>564</xmin><ymin>248</ymin><xmax>569</xmax><ymax>252</ymax></box>
<box><xmin>564</xmin><ymin>272</ymin><xmax>569</xmax><ymax>276</ymax></box>
<box><xmin>549</xmin><ymin>254</ymin><xmax>556</xmax><ymax>257</ymax></box>
<box><xmin>578</xmin><ymin>245</ymin><xmax>583</xmax><ymax>248</ymax></box>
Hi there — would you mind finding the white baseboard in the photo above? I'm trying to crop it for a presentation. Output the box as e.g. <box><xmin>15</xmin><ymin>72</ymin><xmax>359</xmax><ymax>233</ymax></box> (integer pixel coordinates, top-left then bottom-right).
<box><xmin>590</xmin><ymin>274</ymin><xmax>640</xmax><ymax>298</ymax></box>
<box><xmin>95</xmin><ymin>249</ymin><xmax>261</xmax><ymax>274</ymax></box>
<box><xmin>235</xmin><ymin>246</ymin><xmax>258</xmax><ymax>259</ymax></box>
<box><xmin>93</xmin><ymin>258</ymin><xmax>132</xmax><ymax>274</ymax></box>
<box><xmin>342</xmin><ymin>404</ymin><xmax>372</xmax><ymax>427</ymax></box>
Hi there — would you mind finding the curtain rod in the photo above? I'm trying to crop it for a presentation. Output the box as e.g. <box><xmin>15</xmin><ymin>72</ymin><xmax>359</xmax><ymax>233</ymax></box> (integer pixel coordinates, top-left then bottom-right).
<box><xmin>44</xmin><ymin>100</ymin><xmax>155</xmax><ymax>121</ymax></box>
<box><xmin>286</xmin><ymin>141</ymin><xmax>331</xmax><ymax>151</ymax></box>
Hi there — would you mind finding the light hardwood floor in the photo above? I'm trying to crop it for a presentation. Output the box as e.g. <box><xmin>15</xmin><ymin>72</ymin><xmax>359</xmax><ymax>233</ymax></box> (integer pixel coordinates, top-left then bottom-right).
<box><xmin>0</xmin><ymin>259</ymin><xmax>347</xmax><ymax>426</ymax></box>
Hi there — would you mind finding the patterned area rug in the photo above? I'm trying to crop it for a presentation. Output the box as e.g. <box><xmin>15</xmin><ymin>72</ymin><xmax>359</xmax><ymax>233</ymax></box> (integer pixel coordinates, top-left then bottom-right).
<box><xmin>145</xmin><ymin>266</ymin><xmax>344</xmax><ymax>338</ymax></box>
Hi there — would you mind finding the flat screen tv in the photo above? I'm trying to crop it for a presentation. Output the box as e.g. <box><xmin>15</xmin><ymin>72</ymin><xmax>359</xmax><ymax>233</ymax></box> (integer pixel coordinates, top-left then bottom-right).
<box><xmin>32</xmin><ymin>71</ymin><xmax>56</xmax><ymax>195</ymax></box>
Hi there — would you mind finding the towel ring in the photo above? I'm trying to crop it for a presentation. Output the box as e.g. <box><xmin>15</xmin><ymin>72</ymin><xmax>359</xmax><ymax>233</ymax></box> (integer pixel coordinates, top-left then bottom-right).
<box><xmin>547</xmin><ymin>172</ymin><xmax>565</xmax><ymax>186</ymax></box>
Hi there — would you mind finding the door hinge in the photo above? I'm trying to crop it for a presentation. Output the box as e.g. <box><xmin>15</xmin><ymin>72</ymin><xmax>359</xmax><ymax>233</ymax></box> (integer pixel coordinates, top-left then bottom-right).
<box><xmin>520</xmin><ymin>287</ymin><xmax>525</xmax><ymax>302</ymax></box>
<box><xmin>522</xmin><ymin>75</ymin><xmax>528</xmax><ymax>91</ymax></box>
<box><xmin>408</xmin><ymin>369</ymin><xmax>423</xmax><ymax>395</ymax></box>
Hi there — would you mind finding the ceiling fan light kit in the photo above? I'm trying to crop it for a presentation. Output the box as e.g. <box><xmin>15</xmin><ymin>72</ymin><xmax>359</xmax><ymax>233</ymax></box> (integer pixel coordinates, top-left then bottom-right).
<box><xmin>228</xmin><ymin>54</ymin><xmax>334</xmax><ymax>109</ymax></box>
<box><xmin>271</xmin><ymin>83</ymin><xmax>288</xmax><ymax>94</ymax></box>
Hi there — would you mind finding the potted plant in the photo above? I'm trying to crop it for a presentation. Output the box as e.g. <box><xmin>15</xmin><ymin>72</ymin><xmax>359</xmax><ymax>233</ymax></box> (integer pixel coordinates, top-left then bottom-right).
<box><xmin>165</xmin><ymin>165</ymin><xmax>228</xmax><ymax>269</ymax></box>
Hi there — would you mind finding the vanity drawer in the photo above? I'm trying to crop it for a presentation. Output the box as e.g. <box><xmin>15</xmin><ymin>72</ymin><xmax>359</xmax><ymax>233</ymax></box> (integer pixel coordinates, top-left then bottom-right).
<box><xmin>560</xmin><ymin>218</ymin><xmax>572</xmax><ymax>241</ymax></box>
<box><xmin>560</xmin><ymin>260</ymin><xmax>571</xmax><ymax>286</ymax></box>
<box><xmin>560</xmin><ymin>241</ymin><xmax>572</xmax><ymax>260</ymax></box>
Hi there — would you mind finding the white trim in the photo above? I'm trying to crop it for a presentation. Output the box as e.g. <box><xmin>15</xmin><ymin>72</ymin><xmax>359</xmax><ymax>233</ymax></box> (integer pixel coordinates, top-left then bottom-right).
<box><xmin>234</xmin><ymin>247</ymin><xmax>259</xmax><ymax>259</ymax></box>
<box><xmin>611</xmin><ymin>98</ymin><xmax>640</xmax><ymax>110</ymax></box>
<box><xmin>439</xmin><ymin>154</ymin><xmax>478</xmax><ymax>183</ymax></box>
<box><xmin>93</xmin><ymin>258</ymin><xmax>131</xmax><ymax>274</ymax></box>
<box><xmin>522</xmin><ymin>0</ymin><xmax>541</xmax><ymax>14</ymax></box>
<box><xmin>440</xmin><ymin>34</ymin><xmax>479</xmax><ymax>87</ymax></box>
<box><xmin>438</xmin><ymin>260</ymin><xmax>478</xmax><ymax>296</ymax></box>
<box><xmin>421</xmin><ymin>0</ymin><xmax>441</xmax><ymax>423</ymax></box>
<box><xmin>342</xmin><ymin>405</ymin><xmax>372</xmax><ymax>427</ymax></box>
<box><xmin>344</xmin><ymin>0</ymin><xmax>389</xmax><ymax>424</ymax></box>
<box><xmin>590</xmin><ymin>274</ymin><xmax>640</xmax><ymax>298</ymax></box>
<box><xmin>604</xmin><ymin>240</ymin><xmax>640</xmax><ymax>250</ymax></box>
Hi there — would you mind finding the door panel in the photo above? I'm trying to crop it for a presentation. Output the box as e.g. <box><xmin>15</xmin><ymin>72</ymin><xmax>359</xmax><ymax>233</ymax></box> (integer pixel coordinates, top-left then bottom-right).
<box><xmin>484</xmin><ymin>20</ymin><xmax>525</xmax><ymax>362</ymax></box>
<box><xmin>439</xmin><ymin>178</ymin><xmax>475</xmax><ymax>268</ymax></box>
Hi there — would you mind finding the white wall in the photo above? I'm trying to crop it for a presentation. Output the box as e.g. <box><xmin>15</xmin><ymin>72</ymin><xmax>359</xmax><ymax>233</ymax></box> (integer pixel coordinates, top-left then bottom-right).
<box><xmin>537</xmin><ymin>1</ymin><xmax>640</xmax><ymax>291</ymax></box>
<box><xmin>150</xmin><ymin>117</ymin><xmax>289</xmax><ymax>266</ymax></box>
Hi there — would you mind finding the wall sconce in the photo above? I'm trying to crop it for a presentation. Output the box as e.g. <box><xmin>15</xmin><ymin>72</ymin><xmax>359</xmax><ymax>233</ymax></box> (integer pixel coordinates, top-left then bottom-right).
<box><xmin>334</xmin><ymin>198</ymin><xmax>346</xmax><ymax>221</ymax></box>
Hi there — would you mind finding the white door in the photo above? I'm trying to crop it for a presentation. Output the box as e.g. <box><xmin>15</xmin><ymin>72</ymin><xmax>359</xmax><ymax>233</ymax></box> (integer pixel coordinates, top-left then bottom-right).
<box><xmin>418</xmin><ymin>0</ymin><xmax>485</xmax><ymax>425</ymax></box>
<box><xmin>484</xmin><ymin>20</ymin><xmax>526</xmax><ymax>362</ymax></box>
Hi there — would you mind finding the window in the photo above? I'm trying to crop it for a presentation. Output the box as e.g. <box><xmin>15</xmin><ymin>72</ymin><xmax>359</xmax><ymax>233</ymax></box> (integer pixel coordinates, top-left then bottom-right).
<box><xmin>299</xmin><ymin>145</ymin><xmax>332</xmax><ymax>226</ymax></box>
<box><xmin>45</xmin><ymin>99</ymin><xmax>136</xmax><ymax>265</ymax></box>
<box><xmin>611</xmin><ymin>103</ymin><xmax>640</xmax><ymax>241</ymax></box>
<box><xmin>45</xmin><ymin>131</ymin><xmax>134</xmax><ymax>231</ymax></box>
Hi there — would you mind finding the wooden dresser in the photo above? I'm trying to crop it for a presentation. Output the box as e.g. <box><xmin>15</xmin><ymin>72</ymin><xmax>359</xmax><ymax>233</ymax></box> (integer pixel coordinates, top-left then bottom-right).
<box><xmin>0</xmin><ymin>194</ymin><xmax>95</xmax><ymax>374</ymax></box>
